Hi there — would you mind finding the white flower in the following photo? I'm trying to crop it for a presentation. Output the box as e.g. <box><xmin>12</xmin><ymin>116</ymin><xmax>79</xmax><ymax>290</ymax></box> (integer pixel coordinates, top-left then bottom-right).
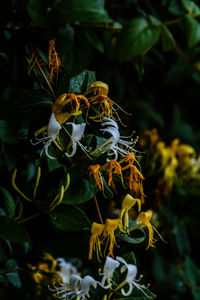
<box><xmin>116</xmin><ymin>256</ymin><xmax>150</xmax><ymax>298</ymax></box>
<box><xmin>78</xmin><ymin>275</ymin><xmax>98</xmax><ymax>300</ymax></box>
<box><xmin>99</xmin><ymin>117</ymin><xmax>137</xmax><ymax>160</ymax></box>
<box><xmin>56</xmin><ymin>258</ymin><xmax>77</xmax><ymax>284</ymax></box>
<box><xmin>100</xmin><ymin>256</ymin><xmax>120</xmax><ymax>287</ymax></box>
<box><xmin>49</xmin><ymin>274</ymin><xmax>82</xmax><ymax>300</ymax></box>
<box><xmin>62</xmin><ymin>122</ymin><xmax>89</xmax><ymax>157</ymax></box>
<box><xmin>33</xmin><ymin>113</ymin><xmax>62</xmax><ymax>159</ymax></box>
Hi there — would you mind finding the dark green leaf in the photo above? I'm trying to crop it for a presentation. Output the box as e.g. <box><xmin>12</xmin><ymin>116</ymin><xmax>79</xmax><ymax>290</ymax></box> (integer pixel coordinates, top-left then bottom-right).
<box><xmin>183</xmin><ymin>15</ymin><xmax>200</xmax><ymax>47</ymax></box>
<box><xmin>5</xmin><ymin>259</ymin><xmax>21</xmax><ymax>288</ymax></box>
<box><xmin>192</xmin><ymin>287</ymin><xmax>200</xmax><ymax>300</ymax></box>
<box><xmin>0</xmin><ymin>120</ymin><xmax>18</xmax><ymax>144</ymax></box>
<box><xmin>173</xmin><ymin>221</ymin><xmax>191</xmax><ymax>256</ymax></box>
<box><xmin>0</xmin><ymin>187</ymin><xmax>15</xmax><ymax>217</ymax></box>
<box><xmin>56</xmin><ymin>26</ymin><xmax>94</xmax><ymax>79</ymax></box>
<box><xmin>18</xmin><ymin>89</ymin><xmax>52</xmax><ymax>122</ymax></box>
<box><xmin>181</xmin><ymin>0</ymin><xmax>200</xmax><ymax>15</ymax></box>
<box><xmin>116</xmin><ymin>18</ymin><xmax>160</xmax><ymax>61</ymax></box>
<box><xmin>49</xmin><ymin>0</ymin><xmax>111</xmax><ymax>24</ymax></box>
<box><xmin>182</xmin><ymin>256</ymin><xmax>200</xmax><ymax>287</ymax></box>
<box><xmin>50</xmin><ymin>205</ymin><xmax>91</xmax><ymax>231</ymax></box>
<box><xmin>0</xmin><ymin>216</ymin><xmax>30</xmax><ymax>243</ymax></box>
<box><xmin>69</xmin><ymin>70</ymin><xmax>96</xmax><ymax>94</ymax></box>
<box><xmin>120</xmin><ymin>233</ymin><xmax>145</xmax><ymax>244</ymax></box>
<box><xmin>161</xmin><ymin>26</ymin><xmax>176</xmax><ymax>51</ymax></box>
<box><xmin>63</xmin><ymin>165</ymin><xmax>97</xmax><ymax>204</ymax></box>
<box><xmin>27</xmin><ymin>0</ymin><xmax>47</xmax><ymax>27</ymax></box>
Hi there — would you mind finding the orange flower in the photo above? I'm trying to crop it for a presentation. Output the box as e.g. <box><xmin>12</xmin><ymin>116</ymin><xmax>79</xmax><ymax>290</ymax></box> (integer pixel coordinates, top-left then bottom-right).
<box><xmin>88</xmin><ymin>164</ymin><xmax>102</xmax><ymax>191</ymax></box>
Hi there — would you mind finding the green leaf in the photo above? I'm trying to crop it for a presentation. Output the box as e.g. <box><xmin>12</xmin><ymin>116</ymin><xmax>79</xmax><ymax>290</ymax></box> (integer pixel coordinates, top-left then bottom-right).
<box><xmin>192</xmin><ymin>287</ymin><xmax>200</xmax><ymax>300</ymax></box>
<box><xmin>63</xmin><ymin>165</ymin><xmax>97</xmax><ymax>204</ymax></box>
<box><xmin>116</xmin><ymin>18</ymin><xmax>160</xmax><ymax>61</ymax></box>
<box><xmin>161</xmin><ymin>26</ymin><xmax>176</xmax><ymax>51</ymax></box>
<box><xmin>183</xmin><ymin>15</ymin><xmax>200</xmax><ymax>47</ymax></box>
<box><xmin>69</xmin><ymin>70</ymin><xmax>96</xmax><ymax>94</ymax></box>
<box><xmin>0</xmin><ymin>187</ymin><xmax>15</xmax><ymax>217</ymax></box>
<box><xmin>122</xmin><ymin>251</ymin><xmax>137</xmax><ymax>265</ymax></box>
<box><xmin>50</xmin><ymin>205</ymin><xmax>91</xmax><ymax>232</ymax></box>
<box><xmin>56</xmin><ymin>26</ymin><xmax>94</xmax><ymax>79</ymax></box>
<box><xmin>18</xmin><ymin>89</ymin><xmax>52</xmax><ymax>122</ymax></box>
<box><xmin>173</xmin><ymin>221</ymin><xmax>191</xmax><ymax>256</ymax></box>
<box><xmin>182</xmin><ymin>256</ymin><xmax>200</xmax><ymax>287</ymax></box>
<box><xmin>181</xmin><ymin>0</ymin><xmax>200</xmax><ymax>15</ymax></box>
<box><xmin>27</xmin><ymin>0</ymin><xmax>47</xmax><ymax>27</ymax></box>
<box><xmin>0</xmin><ymin>216</ymin><xmax>30</xmax><ymax>243</ymax></box>
<box><xmin>49</xmin><ymin>0</ymin><xmax>111</xmax><ymax>24</ymax></box>
<box><xmin>0</xmin><ymin>120</ymin><xmax>18</xmax><ymax>144</ymax></box>
<box><xmin>5</xmin><ymin>259</ymin><xmax>21</xmax><ymax>288</ymax></box>
<box><xmin>120</xmin><ymin>234</ymin><xmax>145</xmax><ymax>244</ymax></box>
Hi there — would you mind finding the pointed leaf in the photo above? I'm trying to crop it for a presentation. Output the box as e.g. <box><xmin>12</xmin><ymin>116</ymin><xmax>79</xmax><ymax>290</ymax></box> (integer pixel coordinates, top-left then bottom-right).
<box><xmin>49</xmin><ymin>0</ymin><xmax>111</xmax><ymax>24</ymax></box>
<box><xmin>183</xmin><ymin>15</ymin><xmax>200</xmax><ymax>47</ymax></box>
<box><xmin>0</xmin><ymin>186</ymin><xmax>15</xmax><ymax>217</ymax></box>
<box><xmin>50</xmin><ymin>205</ymin><xmax>91</xmax><ymax>231</ymax></box>
<box><xmin>0</xmin><ymin>216</ymin><xmax>30</xmax><ymax>243</ymax></box>
<box><xmin>182</xmin><ymin>0</ymin><xmax>200</xmax><ymax>15</ymax></box>
<box><xmin>116</xmin><ymin>18</ymin><xmax>160</xmax><ymax>61</ymax></box>
<box><xmin>161</xmin><ymin>26</ymin><xmax>176</xmax><ymax>51</ymax></box>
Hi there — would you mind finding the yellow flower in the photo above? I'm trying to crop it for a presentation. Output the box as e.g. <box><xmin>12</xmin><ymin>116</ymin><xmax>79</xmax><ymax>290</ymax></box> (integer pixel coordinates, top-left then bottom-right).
<box><xmin>88</xmin><ymin>222</ymin><xmax>105</xmax><ymax>260</ymax></box>
<box><xmin>102</xmin><ymin>218</ymin><xmax>121</xmax><ymax>257</ymax></box>
<box><xmin>119</xmin><ymin>194</ymin><xmax>141</xmax><ymax>232</ymax></box>
<box><xmin>130</xmin><ymin>210</ymin><xmax>166</xmax><ymax>250</ymax></box>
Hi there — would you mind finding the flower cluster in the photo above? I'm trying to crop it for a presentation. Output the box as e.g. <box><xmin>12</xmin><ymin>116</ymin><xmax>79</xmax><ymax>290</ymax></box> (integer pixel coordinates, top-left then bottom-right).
<box><xmin>139</xmin><ymin>128</ymin><xmax>200</xmax><ymax>202</ymax></box>
<box><xmin>48</xmin><ymin>255</ymin><xmax>150</xmax><ymax>299</ymax></box>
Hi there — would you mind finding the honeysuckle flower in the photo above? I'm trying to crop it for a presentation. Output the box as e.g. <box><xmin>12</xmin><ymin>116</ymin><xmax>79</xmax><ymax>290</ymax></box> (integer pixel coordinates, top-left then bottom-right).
<box><xmin>100</xmin><ymin>256</ymin><xmax>120</xmax><ymax>287</ymax></box>
<box><xmin>130</xmin><ymin>210</ymin><xmax>166</xmax><ymax>249</ymax></box>
<box><xmin>62</xmin><ymin>122</ymin><xmax>88</xmax><ymax>157</ymax></box>
<box><xmin>88</xmin><ymin>222</ymin><xmax>105</xmax><ymax>260</ymax></box>
<box><xmin>94</xmin><ymin>117</ymin><xmax>137</xmax><ymax>160</ymax></box>
<box><xmin>56</xmin><ymin>258</ymin><xmax>77</xmax><ymax>284</ymax></box>
<box><xmin>102</xmin><ymin>218</ymin><xmax>121</xmax><ymax>257</ymax></box>
<box><xmin>88</xmin><ymin>164</ymin><xmax>103</xmax><ymax>191</ymax></box>
<box><xmin>78</xmin><ymin>275</ymin><xmax>99</xmax><ymax>300</ymax></box>
<box><xmin>33</xmin><ymin>112</ymin><xmax>62</xmax><ymax>159</ymax></box>
<box><xmin>119</xmin><ymin>194</ymin><xmax>141</xmax><ymax>232</ymax></box>
<box><xmin>49</xmin><ymin>274</ymin><xmax>83</xmax><ymax>299</ymax></box>
<box><xmin>115</xmin><ymin>256</ymin><xmax>150</xmax><ymax>297</ymax></box>
<box><xmin>85</xmin><ymin>81</ymin><xmax>131</xmax><ymax>123</ymax></box>
<box><xmin>101</xmin><ymin>160</ymin><xmax>122</xmax><ymax>186</ymax></box>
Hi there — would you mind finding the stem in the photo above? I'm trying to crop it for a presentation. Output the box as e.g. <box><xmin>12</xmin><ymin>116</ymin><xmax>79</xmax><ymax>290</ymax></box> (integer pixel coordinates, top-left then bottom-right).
<box><xmin>114</xmin><ymin>280</ymin><xmax>127</xmax><ymax>293</ymax></box>
<box><xmin>94</xmin><ymin>195</ymin><xmax>104</xmax><ymax>224</ymax></box>
<box><xmin>18</xmin><ymin>211</ymin><xmax>43</xmax><ymax>224</ymax></box>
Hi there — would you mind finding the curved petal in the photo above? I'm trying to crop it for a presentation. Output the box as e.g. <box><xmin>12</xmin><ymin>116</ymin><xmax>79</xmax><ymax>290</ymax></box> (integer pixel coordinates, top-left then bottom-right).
<box><xmin>65</xmin><ymin>142</ymin><xmax>77</xmax><ymax>157</ymax></box>
<box><xmin>121</xmin><ymin>283</ymin><xmax>133</xmax><ymax>296</ymax></box>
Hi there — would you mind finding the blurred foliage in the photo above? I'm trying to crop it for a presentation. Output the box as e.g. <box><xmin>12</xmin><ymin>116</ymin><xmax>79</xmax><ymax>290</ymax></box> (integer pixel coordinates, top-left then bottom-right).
<box><xmin>1</xmin><ymin>0</ymin><xmax>200</xmax><ymax>299</ymax></box>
